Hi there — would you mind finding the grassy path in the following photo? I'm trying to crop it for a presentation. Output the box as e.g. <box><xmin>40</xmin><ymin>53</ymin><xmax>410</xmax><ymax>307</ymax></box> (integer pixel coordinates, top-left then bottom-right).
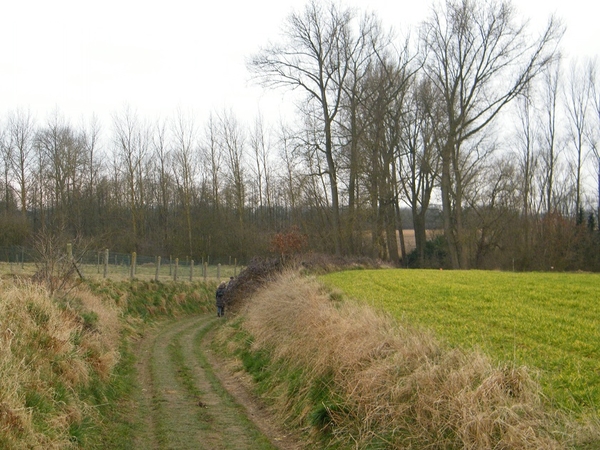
<box><xmin>132</xmin><ymin>315</ymin><xmax>292</xmax><ymax>450</ymax></box>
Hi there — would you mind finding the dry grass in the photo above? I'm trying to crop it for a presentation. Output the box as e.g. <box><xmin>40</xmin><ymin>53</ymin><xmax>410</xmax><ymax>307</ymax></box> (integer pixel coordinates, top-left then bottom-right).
<box><xmin>228</xmin><ymin>271</ymin><xmax>575</xmax><ymax>449</ymax></box>
<box><xmin>70</xmin><ymin>286</ymin><xmax>122</xmax><ymax>381</ymax></box>
<box><xmin>0</xmin><ymin>279</ymin><xmax>123</xmax><ymax>448</ymax></box>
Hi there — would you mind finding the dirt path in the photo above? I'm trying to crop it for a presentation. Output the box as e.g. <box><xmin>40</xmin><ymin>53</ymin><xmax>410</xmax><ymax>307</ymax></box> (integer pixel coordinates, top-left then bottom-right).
<box><xmin>133</xmin><ymin>315</ymin><xmax>302</xmax><ymax>450</ymax></box>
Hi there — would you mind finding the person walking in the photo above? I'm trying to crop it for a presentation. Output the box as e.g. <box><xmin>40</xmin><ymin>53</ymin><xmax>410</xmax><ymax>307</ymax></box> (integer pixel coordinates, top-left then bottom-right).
<box><xmin>216</xmin><ymin>281</ymin><xmax>227</xmax><ymax>317</ymax></box>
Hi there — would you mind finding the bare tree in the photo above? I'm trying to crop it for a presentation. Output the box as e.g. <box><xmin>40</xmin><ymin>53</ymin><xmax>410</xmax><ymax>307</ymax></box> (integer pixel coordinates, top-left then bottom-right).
<box><xmin>337</xmin><ymin>12</ymin><xmax>395</xmax><ymax>254</ymax></box>
<box><xmin>356</xmin><ymin>56</ymin><xmax>415</xmax><ymax>263</ymax></box>
<box><xmin>35</xmin><ymin>111</ymin><xmax>87</xmax><ymax>230</ymax></box>
<box><xmin>464</xmin><ymin>154</ymin><xmax>520</xmax><ymax>268</ymax></box>
<box><xmin>0</xmin><ymin>125</ymin><xmax>13</xmax><ymax>211</ymax></box>
<box><xmin>511</xmin><ymin>88</ymin><xmax>540</xmax><ymax>257</ymax></box>
<box><xmin>277</xmin><ymin>121</ymin><xmax>302</xmax><ymax>222</ymax></box>
<box><xmin>419</xmin><ymin>0</ymin><xmax>562</xmax><ymax>268</ymax></box>
<box><xmin>297</xmin><ymin>110</ymin><xmax>336</xmax><ymax>246</ymax></box>
<box><xmin>539</xmin><ymin>59</ymin><xmax>563</xmax><ymax>215</ymax></box>
<box><xmin>249</xmin><ymin>0</ymin><xmax>357</xmax><ymax>255</ymax></box>
<box><xmin>565</xmin><ymin>59</ymin><xmax>593</xmax><ymax>222</ymax></box>
<box><xmin>80</xmin><ymin>115</ymin><xmax>102</xmax><ymax>198</ymax></box>
<box><xmin>172</xmin><ymin>109</ymin><xmax>199</xmax><ymax>257</ymax></box>
<box><xmin>112</xmin><ymin>107</ymin><xmax>150</xmax><ymax>251</ymax></box>
<box><xmin>589</xmin><ymin>60</ymin><xmax>600</xmax><ymax>226</ymax></box>
<box><xmin>398</xmin><ymin>76</ymin><xmax>441</xmax><ymax>266</ymax></box>
<box><xmin>201</xmin><ymin>113</ymin><xmax>223</xmax><ymax>213</ymax></box>
<box><xmin>151</xmin><ymin>117</ymin><xmax>173</xmax><ymax>249</ymax></box>
<box><xmin>5</xmin><ymin>109</ymin><xmax>36</xmax><ymax>218</ymax></box>
<box><xmin>218</xmin><ymin>110</ymin><xmax>246</xmax><ymax>224</ymax></box>
<box><xmin>249</xmin><ymin>114</ymin><xmax>274</xmax><ymax>226</ymax></box>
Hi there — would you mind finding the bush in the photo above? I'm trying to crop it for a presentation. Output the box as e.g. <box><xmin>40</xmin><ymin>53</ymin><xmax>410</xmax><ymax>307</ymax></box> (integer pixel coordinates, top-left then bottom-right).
<box><xmin>224</xmin><ymin>257</ymin><xmax>283</xmax><ymax>312</ymax></box>
<box><xmin>406</xmin><ymin>235</ymin><xmax>448</xmax><ymax>268</ymax></box>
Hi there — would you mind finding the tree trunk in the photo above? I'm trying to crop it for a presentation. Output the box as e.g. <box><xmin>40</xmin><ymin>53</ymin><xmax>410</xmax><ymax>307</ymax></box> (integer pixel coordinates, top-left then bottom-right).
<box><xmin>441</xmin><ymin>144</ymin><xmax>460</xmax><ymax>268</ymax></box>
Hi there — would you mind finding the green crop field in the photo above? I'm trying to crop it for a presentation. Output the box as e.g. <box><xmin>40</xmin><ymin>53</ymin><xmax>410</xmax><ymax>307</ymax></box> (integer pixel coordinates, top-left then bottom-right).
<box><xmin>320</xmin><ymin>269</ymin><xmax>600</xmax><ymax>416</ymax></box>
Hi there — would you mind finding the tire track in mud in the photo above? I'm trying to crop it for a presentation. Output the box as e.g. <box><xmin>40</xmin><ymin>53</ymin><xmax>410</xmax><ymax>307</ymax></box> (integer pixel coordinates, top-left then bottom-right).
<box><xmin>133</xmin><ymin>315</ymin><xmax>296</xmax><ymax>450</ymax></box>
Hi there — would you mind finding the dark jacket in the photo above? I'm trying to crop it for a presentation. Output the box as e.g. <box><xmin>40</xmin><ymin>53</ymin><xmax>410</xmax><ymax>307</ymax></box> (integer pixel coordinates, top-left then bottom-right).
<box><xmin>216</xmin><ymin>286</ymin><xmax>226</xmax><ymax>307</ymax></box>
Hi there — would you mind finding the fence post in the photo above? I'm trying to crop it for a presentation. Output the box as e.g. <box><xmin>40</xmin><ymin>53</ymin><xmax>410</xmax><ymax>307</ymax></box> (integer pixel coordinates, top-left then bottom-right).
<box><xmin>155</xmin><ymin>256</ymin><xmax>161</xmax><ymax>281</ymax></box>
<box><xmin>217</xmin><ymin>263</ymin><xmax>221</xmax><ymax>280</ymax></box>
<box><xmin>190</xmin><ymin>260</ymin><xmax>194</xmax><ymax>281</ymax></box>
<box><xmin>67</xmin><ymin>243</ymin><xmax>73</xmax><ymax>261</ymax></box>
<box><xmin>21</xmin><ymin>247</ymin><xmax>24</xmax><ymax>269</ymax></box>
<box><xmin>174</xmin><ymin>258</ymin><xmax>179</xmax><ymax>281</ymax></box>
<box><xmin>169</xmin><ymin>255</ymin><xmax>172</xmax><ymax>276</ymax></box>
<box><xmin>103</xmin><ymin>249</ymin><xmax>109</xmax><ymax>278</ymax></box>
<box><xmin>234</xmin><ymin>258</ymin><xmax>237</xmax><ymax>276</ymax></box>
<box><xmin>203</xmin><ymin>262</ymin><xmax>207</xmax><ymax>282</ymax></box>
<box><xmin>130</xmin><ymin>252</ymin><xmax>137</xmax><ymax>279</ymax></box>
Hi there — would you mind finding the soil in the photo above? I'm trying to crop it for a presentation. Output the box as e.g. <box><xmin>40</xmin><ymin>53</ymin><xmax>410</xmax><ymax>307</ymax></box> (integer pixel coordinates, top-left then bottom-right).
<box><xmin>132</xmin><ymin>314</ymin><xmax>303</xmax><ymax>450</ymax></box>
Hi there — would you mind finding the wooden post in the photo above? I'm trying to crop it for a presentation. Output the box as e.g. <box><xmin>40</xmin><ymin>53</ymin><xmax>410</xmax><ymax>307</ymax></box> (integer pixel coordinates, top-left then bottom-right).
<box><xmin>169</xmin><ymin>255</ymin><xmax>172</xmax><ymax>275</ymax></box>
<box><xmin>217</xmin><ymin>263</ymin><xmax>221</xmax><ymax>280</ymax></box>
<box><xmin>67</xmin><ymin>242</ymin><xmax>83</xmax><ymax>280</ymax></box>
<box><xmin>130</xmin><ymin>252</ymin><xmax>137</xmax><ymax>279</ymax></box>
<box><xmin>174</xmin><ymin>258</ymin><xmax>179</xmax><ymax>281</ymax></box>
<box><xmin>203</xmin><ymin>262</ymin><xmax>207</xmax><ymax>282</ymax></box>
<box><xmin>103</xmin><ymin>249</ymin><xmax>109</xmax><ymax>278</ymax></box>
<box><xmin>234</xmin><ymin>258</ymin><xmax>237</xmax><ymax>276</ymax></box>
<box><xmin>155</xmin><ymin>256</ymin><xmax>161</xmax><ymax>281</ymax></box>
<box><xmin>190</xmin><ymin>260</ymin><xmax>194</xmax><ymax>281</ymax></box>
<box><xmin>21</xmin><ymin>247</ymin><xmax>24</xmax><ymax>269</ymax></box>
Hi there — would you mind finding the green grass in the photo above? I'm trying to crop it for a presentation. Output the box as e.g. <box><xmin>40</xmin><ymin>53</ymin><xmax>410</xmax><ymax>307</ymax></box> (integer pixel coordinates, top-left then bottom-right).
<box><xmin>87</xmin><ymin>279</ymin><xmax>215</xmax><ymax>320</ymax></box>
<box><xmin>192</xmin><ymin>321</ymin><xmax>279</xmax><ymax>450</ymax></box>
<box><xmin>82</xmin><ymin>339</ymin><xmax>139</xmax><ymax>449</ymax></box>
<box><xmin>320</xmin><ymin>269</ymin><xmax>600</xmax><ymax>416</ymax></box>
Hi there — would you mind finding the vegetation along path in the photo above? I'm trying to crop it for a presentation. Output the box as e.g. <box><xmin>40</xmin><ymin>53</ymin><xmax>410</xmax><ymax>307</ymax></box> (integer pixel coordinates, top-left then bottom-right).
<box><xmin>132</xmin><ymin>314</ymin><xmax>300</xmax><ymax>450</ymax></box>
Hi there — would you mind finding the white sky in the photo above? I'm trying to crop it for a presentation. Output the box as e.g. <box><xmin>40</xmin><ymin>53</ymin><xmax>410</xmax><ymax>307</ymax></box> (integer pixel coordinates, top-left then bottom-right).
<box><xmin>1</xmin><ymin>0</ymin><xmax>599</xmax><ymax>127</ymax></box>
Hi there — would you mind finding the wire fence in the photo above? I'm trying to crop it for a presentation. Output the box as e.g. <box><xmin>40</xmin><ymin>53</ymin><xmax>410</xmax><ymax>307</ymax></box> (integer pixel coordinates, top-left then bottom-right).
<box><xmin>0</xmin><ymin>246</ymin><xmax>242</xmax><ymax>282</ymax></box>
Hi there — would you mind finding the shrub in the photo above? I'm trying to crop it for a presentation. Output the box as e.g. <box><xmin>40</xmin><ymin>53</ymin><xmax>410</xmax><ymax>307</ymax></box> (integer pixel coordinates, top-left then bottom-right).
<box><xmin>224</xmin><ymin>257</ymin><xmax>283</xmax><ymax>311</ymax></box>
<box><xmin>269</xmin><ymin>226</ymin><xmax>307</xmax><ymax>262</ymax></box>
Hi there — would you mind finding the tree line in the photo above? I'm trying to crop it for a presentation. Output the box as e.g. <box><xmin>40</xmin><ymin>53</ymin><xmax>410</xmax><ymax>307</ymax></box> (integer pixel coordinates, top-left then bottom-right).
<box><xmin>1</xmin><ymin>0</ymin><xmax>600</xmax><ymax>270</ymax></box>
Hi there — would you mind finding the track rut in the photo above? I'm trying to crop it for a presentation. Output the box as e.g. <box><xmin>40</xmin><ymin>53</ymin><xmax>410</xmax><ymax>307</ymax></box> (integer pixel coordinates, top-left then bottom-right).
<box><xmin>132</xmin><ymin>315</ymin><xmax>301</xmax><ymax>450</ymax></box>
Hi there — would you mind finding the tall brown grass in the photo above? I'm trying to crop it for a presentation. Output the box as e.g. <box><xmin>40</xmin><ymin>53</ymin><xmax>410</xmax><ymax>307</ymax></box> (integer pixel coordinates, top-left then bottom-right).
<box><xmin>222</xmin><ymin>271</ymin><xmax>580</xmax><ymax>449</ymax></box>
<box><xmin>0</xmin><ymin>279</ymin><xmax>122</xmax><ymax>448</ymax></box>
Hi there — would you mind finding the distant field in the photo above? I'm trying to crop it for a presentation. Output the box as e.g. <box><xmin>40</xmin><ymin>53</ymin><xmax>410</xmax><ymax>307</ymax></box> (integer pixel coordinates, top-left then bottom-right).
<box><xmin>320</xmin><ymin>269</ymin><xmax>600</xmax><ymax>416</ymax></box>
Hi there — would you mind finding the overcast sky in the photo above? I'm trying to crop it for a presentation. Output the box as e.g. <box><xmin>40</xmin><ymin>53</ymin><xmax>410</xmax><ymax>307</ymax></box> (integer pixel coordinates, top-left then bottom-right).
<box><xmin>1</xmin><ymin>0</ymin><xmax>599</xmax><ymax>127</ymax></box>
